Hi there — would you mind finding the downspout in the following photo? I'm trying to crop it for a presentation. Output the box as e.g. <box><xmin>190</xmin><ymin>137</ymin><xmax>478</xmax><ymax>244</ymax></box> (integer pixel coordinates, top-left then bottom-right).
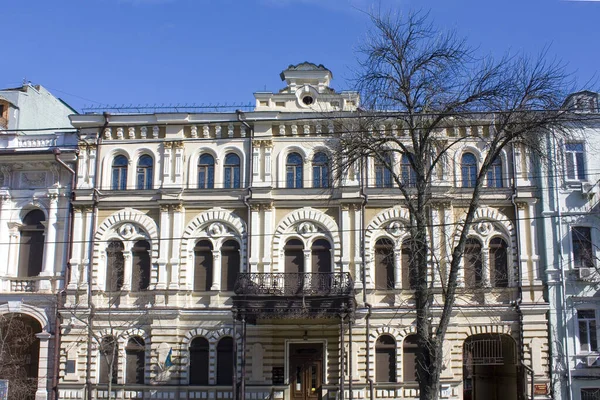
<box><xmin>85</xmin><ymin>113</ymin><xmax>109</xmax><ymax>400</ymax></box>
<box><xmin>51</xmin><ymin>147</ymin><xmax>76</xmax><ymax>400</ymax></box>
<box><xmin>359</xmin><ymin>155</ymin><xmax>374</xmax><ymax>400</ymax></box>
<box><xmin>365</xmin><ymin>304</ymin><xmax>374</xmax><ymax>400</ymax></box>
<box><xmin>510</xmin><ymin>142</ymin><xmax>525</xmax><ymax>376</ymax></box>
<box><xmin>552</xmin><ymin>133</ymin><xmax>573</xmax><ymax>400</ymax></box>
<box><xmin>237</xmin><ymin>110</ymin><xmax>253</xmax><ymax>400</ymax></box>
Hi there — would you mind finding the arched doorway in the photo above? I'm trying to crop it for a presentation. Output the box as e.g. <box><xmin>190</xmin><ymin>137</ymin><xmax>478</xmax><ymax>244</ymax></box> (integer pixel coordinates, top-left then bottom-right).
<box><xmin>0</xmin><ymin>313</ymin><xmax>42</xmax><ymax>400</ymax></box>
<box><xmin>463</xmin><ymin>334</ymin><xmax>518</xmax><ymax>400</ymax></box>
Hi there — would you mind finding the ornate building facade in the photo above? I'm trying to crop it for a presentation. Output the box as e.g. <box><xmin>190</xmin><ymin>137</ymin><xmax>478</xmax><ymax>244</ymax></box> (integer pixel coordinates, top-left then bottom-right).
<box><xmin>0</xmin><ymin>83</ymin><xmax>77</xmax><ymax>400</ymax></box>
<box><xmin>59</xmin><ymin>63</ymin><xmax>550</xmax><ymax>400</ymax></box>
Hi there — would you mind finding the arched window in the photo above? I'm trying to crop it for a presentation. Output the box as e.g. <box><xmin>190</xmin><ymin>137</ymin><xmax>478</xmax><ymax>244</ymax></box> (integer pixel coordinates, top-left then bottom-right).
<box><xmin>194</xmin><ymin>240</ymin><xmax>213</xmax><ymax>291</ymax></box>
<box><xmin>375</xmin><ymin>238</ymin><xmax>394</xmax><ymax>289</ymax></box>
<box><xmin>375</xmin><ymin>335</ymin><xmax>396</xmax><ymax>382</ymax></box>
<box><xmin>284</xmin><ymin>239</ymin><xmax>304</xmax><ymax>274</ymax></box>
<box><xmin>402</xmin><ymin>335</ymin><xmax>419</xmax><ymax>382</ymax></box>
<box><xmin>217</xmin><ymin>337</ymin><xmax>234</xmax><ymax>385</ymax></box>
<box><xmin>312</xmin><ymin>152</ymin><xmax>330</xmax><ymax>188</ymax></box>
<box><xmin>198</xmin><ymin>154</ymin><xmax>215</xmax><ymax>189</ymax></box>
<box><xmin>131</xmin><ymin>240</ymin><xmax>151</xmax><ymax>291</ymax></box>
<box><xmin>286</xmin><ymin>153</ymin><xmax>303</xmax><ymax>188</ymax></box>
<box><xmin>18</xmin><ymin>209</ymin><xmax>45</xmax><ymax>277</ymax></box>
<box><xmin>136</xmin><ymin>155</ymin><xmax>153</xmax><ymax>190</ymax></box>
<box><xmin>224</xmin><ymin>154</ymin><xmax>241</xmax><ymax>189</ymax></box>
<box><xmin>99</xmin><ymin>336</ymin><xmax>118</xmax><ymax>384</ymax></box>
<box><xmin>285</xmin><ymin>239</ymin><xmax>305</xmax><ymax>295</ymax></box>
<box><xmin>487</xmin><ymin>157</ymin><xmax>503</xmax><ymax>188</ymax></box>
<box><xmin>106</xmin><ymin>241</ymin><xmax>125</xmax><ymax>291</ymax></box>
<box><xmin>402</xmin><ymin>240</ymin><xmax>417</xmax><ymax>290</ymax></box>
<box><xmin>0</xmin><ymin>314</ymin><xmax>41</xmax><ymax>383</ymax></box>
<box><xmin>461</xmin><ymin>153</ymin><xmax>477</xmax><ymax>188</ymax></box>
<box><xmin>189</xmin><ymin>337</ymin><xmax>209</xmax><ymax>385</ymax></box>
<box><xmin>125</xmin><ymin>337</ymin><xmax>145</xmax><ymax>384</ymax></box>
<box><xmin>401</xmin><ymin>153</ymin><xmax>416</xmax><ymax>187</ymax></box>
<box><xmin>311</xmin><ymin>239</ymin><xmax>332</xmax><ymax>273</ymax></box>
<box><xmin>221</xmin><ymin>240</ymin><xmax>240</xmax><ymax>291</ymax></box>
<box><xmin>464</xmin><ymin>238</ymin><xmax>483</xmax><ymax>287</ymax></box>
<box><xmin>375</xmin><ymin>153</ymin><xmax>393</xmax><ymax>188</ymax></box>
<box><xmin>112</xmin><ymin>155</ymin><xmax>128</xmax><ymax>190</ymax></box>
<box><xmin>490</xmin><ymin>238</ymin><xmax>509</xmax><ymax>287</ymax></box>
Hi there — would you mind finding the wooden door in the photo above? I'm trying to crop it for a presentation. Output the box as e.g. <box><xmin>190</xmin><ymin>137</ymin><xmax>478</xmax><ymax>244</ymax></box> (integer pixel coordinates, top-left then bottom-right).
<box><xmin>289</xmin><ymin>344</ymin><xmax>323</xmax><ymax>400</ymax></box>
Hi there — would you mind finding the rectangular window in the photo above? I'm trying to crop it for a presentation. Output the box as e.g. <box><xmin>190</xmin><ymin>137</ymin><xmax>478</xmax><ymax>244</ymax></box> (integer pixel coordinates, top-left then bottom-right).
<box><xmin>566</xmin><ymin>143</ymin><xmax>586</xmax><ymax>180</ymax></box>
<box><xmin>573</xmin><ymin>227</ymin><xmax>594</xmax><ymax>269</ymax></box>
<box><xmin>578</xmin><ymin>310</ymin><xmax>598</xmax><ymax>352</ymax></box>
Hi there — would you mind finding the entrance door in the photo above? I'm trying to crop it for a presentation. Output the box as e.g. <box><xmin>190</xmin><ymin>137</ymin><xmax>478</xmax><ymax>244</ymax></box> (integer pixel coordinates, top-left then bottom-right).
<box><xmin>289</xmin><ymin>344</ymin><xmax>323</xmax><ymax>400</ymax></box>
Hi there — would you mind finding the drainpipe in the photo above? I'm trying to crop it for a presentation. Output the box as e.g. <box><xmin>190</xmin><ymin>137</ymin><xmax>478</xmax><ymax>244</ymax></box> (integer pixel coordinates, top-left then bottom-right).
<box><xmin>51</xmin><ymin>147</ymin><xmax>76</xmax><ymax>400</ymax></box>
<box><xmin>237</xmin><ymin>110</ymin><xmax>253</xmax><ymax>400</ymax></box>
<box><xmin>359</xmin><ymin>140</ymin><xmax>374</xmax><ymax>400</ymax></box>
<box><xmin>510</xmin><ymin>142</ymin><xmax>527</xmax><ymax>398</ymax></box>
<box><xmin>365</xmin><ymin>303</ymin><xmax>374</xmax><ymax>400</ymax></box>
<box><xmin>84</xmin><ymin>112</ymin><xmax>109</xmax><ymax>400</ymax></box>
<box><xmin>349</xmin><ymin>318</ymin><xmax>353</xmax><ymax>400</ymax></box>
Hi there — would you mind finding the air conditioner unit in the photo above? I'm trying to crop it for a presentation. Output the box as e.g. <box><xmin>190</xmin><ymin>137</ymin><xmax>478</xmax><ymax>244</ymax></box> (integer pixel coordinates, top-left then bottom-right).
<box><xmin>579</xmin><ymin>268</ymin><xmax>594</xmax><ymax>280</ymax></box>
<box><xmin>587</xmin><ymin>355</ymin><xmax>599</xmax><ymax>367</ymax></box>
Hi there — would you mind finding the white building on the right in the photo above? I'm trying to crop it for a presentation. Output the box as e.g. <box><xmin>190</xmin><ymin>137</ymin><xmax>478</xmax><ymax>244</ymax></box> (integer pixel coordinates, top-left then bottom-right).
<box><xmin>543</xmin><ymin>91</ymin><xmax>600</xmax><ymax>400</ymax></box>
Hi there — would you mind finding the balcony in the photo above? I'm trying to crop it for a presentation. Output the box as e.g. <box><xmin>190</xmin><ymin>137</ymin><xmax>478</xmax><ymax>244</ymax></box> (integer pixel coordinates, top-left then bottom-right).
<box><xmin>232</xmin><ymin>272</ymin><xmax>355</xmax><ymax>321</ymax></box>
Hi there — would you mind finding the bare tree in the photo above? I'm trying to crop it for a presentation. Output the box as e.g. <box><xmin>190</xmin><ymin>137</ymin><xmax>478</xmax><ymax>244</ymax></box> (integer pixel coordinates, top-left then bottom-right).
<box><xmin>335</xmin><ymin>10</ymin><xmax>578</xmax><ymax>400</ymax></box>
<box><xmin>63</xmin><ymin>254</ymin><xmax>152</xmax><ymax>400</ymax></box>
<box><xmin>0</xmin><ymin>313</ymin><xmax>40</xmax><ymax>400</ymax></box>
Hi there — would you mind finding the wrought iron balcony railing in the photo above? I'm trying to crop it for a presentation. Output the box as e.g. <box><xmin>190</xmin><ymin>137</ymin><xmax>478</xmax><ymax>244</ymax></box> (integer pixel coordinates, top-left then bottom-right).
<box><xmin>234</xmin><ymin>272</ymin><xmax>354</xmax><ymax>296</ymax></box>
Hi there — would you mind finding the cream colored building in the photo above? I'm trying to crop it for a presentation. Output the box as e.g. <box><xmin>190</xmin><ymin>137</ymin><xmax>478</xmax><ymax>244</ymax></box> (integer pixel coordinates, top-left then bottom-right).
<box><xmin>0</xmin><ymin>83</ymin><xmax>77</xmax><ymax>400</ymax></box>
<box><xmin>59</xmin><ymin>63</ymin><xmax>550</xmax><ymax>400</ymax></box>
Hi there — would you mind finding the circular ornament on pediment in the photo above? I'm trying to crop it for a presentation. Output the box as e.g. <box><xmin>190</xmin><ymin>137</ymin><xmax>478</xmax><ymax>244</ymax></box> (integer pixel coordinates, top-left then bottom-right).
<box><xmin>208</xmin><ymin>222</ymin><xmax>226</xmax><ymax>237</ymax></box>
<box><xmin>118</xmin><ymin>223</ymin><xmax>137</xmax><ymax>239</ymax></box>
<box><xmin>474</xmin><ymin>221</ymin><xmax>493</xmax><ymax>236</ymax></box>
<box><xmin>297</xmin><ymin>222</ymin><xmax>317</xmax><ymax>237</ymax></box>
<box><xmin>386</xmin><ymin>221</ymin><xmax>404</xmax><ymax>237</ymax></box>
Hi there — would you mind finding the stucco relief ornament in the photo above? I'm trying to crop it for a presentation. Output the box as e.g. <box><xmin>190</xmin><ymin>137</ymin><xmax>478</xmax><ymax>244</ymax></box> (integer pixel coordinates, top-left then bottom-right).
<box><xmin>297</xmin><ymin>222</ymin><xmax>317</xmax><ymax>238</ymax></box>
<box><xmin>474</xmin><ymin>221</ymin><xmax>493</xmax><ymax>236</ymax></box>
<box><xmin>118</xmin><ymin>223</ymin><xmax>138</xmax><ymax>239</ymax></box>
<box><xmin>386</xmin><ymin>221</ymin><xmax>404</xmax><ymax>237</ymax></box>
<box><xmin>208</xmin><ymin>222</ymin><xmax>226</xmax><ymax>237</ymax></box>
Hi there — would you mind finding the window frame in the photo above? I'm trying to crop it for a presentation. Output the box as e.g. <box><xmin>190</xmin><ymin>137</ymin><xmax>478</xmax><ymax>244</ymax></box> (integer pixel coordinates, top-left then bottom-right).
<box><xmin>136</xmin><ymin>154</ymin><xmax>153</xmax><ymax>190</ymax></box>
<box><xmin>111</xmin><ymin>155</ymin><xmax>128</xmax><ymax>190</ymax></box>
<box><xmin>198</xmin><ymin>154</ymin><xmax>215</xmax><ymax>189</ymax></box>
<box><xmin>487</xmin><ymin>156</ymin><xmax>503</xmax><ymax>188</ymax></box>
<box><xmin>400</xmin><ymin>153</ymin><xmax>416</xmax><ymax>188</ymax></box>
<box><xmin>578</xmin><ymin>309</ymin><xmax>599</xmax><ymax>353</ymax></box>
<box><xmin>572</xmin><ymin>226</ymin><xmax>594</xmax><ymax>269</ymax></box>
<box><xmin>286</xmin><ymin>152</ymin><xmax>304</xmax><ymax>188</ymax></box>
<box><xmin>312</xmin><ymin>152</ymin><xmax>330</xmax><ymax>188</ymax></box>
<box><xmin>224</xmin><ymin>153</ymin><xmax>241</xmax><ymax>189</ymax></box>
<box><xmin>461</xmin><ymin>152</ymin><xmax>478</xmax><ymax>188</ymax></box>
<box><xmin>374</xmin><ymin>154</ymin><xmax>393</xmax><ymax>188</ymax></box>
<box><xmin>125</xmin><ymin>337</ymin><xmax>145</xmax><ymax>385</ymax></box>
<box><xmin>375</xmin><ymin>335</ymin><xmax>397</xmax><ymax>383</ymax></box>
<box><xmin>565</xmin><ymin>142</ymin><xmax>586</xmax><ymax>181</ymax></box>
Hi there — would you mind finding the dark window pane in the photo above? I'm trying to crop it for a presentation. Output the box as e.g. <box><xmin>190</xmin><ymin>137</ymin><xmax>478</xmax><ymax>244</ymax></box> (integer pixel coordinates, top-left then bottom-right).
<box><xmin>217</xmin><ymin>337</ymin><xmax>234</xmax><ymax>385</ymax></box>
<box><xmin>464</xmin><ymin>238</ymin><xmax>483</xmax><ymax>287</ymax></box>
<box><xmin>221</xmin><ymin>240</ymin><xmax>240</xmax><ymax>291</ymax></box>
<box><xmin>403</xmin><ymin>335</ymin><xmax>418</xmax><ymax>382</ymax></box>
<box><xmin>573</xmin><ymin>227</ymin><xmax>593</xmax><ymax>269</ymax></box>
<box><xmin>132</xmin><ymin>240</ymin><xmax>151</xmax><ymax>291</ymax></box>
<box><xmin>194</xmin><ymin>241</ymin><xmax>213</xmax><ymax>291</ymax></box>
<box><xmin>190</xmin><ymin>338</ymin><xmax>209</xmax><ymax>385</ymax></box>
<box><xmin>125</xmin><ymin>337</ymin><xmax>145</xmax><ymax>384</ymax></box>
<box><xmin>375</xmin><ymin>239</ymin><xmax>394</xmax><ymax>289</ymax></box>
<box><xmin>375</xmin><ymin>335</ymin><xmax>396</xmax><ymax>382</ymax></box>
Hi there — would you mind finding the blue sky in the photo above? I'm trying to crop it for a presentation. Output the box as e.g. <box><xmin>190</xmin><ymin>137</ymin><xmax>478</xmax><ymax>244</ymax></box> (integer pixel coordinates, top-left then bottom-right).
<box><xmin>3</xmin><ymin>0</ymin><xmax>599</xmax><ymax>112</ymax></box>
